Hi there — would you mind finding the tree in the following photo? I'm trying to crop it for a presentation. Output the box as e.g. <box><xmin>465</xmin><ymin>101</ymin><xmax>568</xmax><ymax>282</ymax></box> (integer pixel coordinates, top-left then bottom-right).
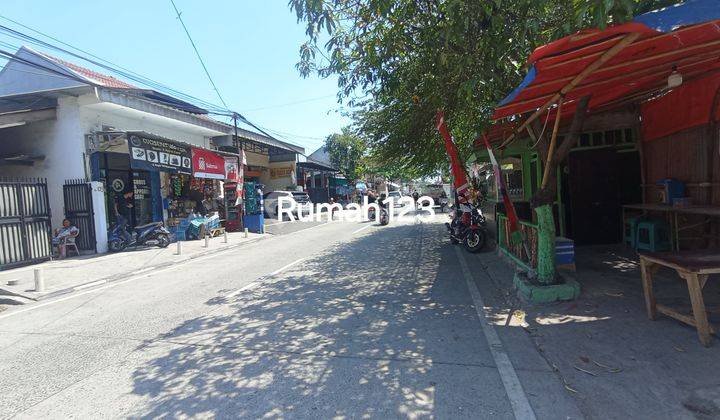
<box><xmin>289</xmin><ymin>0</ymin><xmax>674</xmax><ymax>177</ymax></box>
<box><xmin>324</xmin><ymin>127</ymin><xmax>367</xmax><ymax>181</ymax></box>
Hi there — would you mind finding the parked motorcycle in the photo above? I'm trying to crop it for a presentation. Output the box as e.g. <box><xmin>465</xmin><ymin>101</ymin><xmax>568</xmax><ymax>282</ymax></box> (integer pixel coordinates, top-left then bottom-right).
<box><xmin>108</xmin><ymin>222</ymin><xmax>171</xmax><ymax>252</ymax></box>
<box><xmin>379</xmin><ymin>206</ymin><xmax>389</xmax><ymax>225</ymax></box>
<box><xmin>446</xmin><ymin>201</ymin><xmax>487</xmax><ymax>253</ymax></box>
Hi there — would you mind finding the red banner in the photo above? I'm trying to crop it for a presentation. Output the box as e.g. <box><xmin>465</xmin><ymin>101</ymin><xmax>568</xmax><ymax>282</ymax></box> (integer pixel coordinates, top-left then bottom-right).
<box><xmin>435</xmin><ymin>111</ymin><xmax>470</xmax><ymax>204</ymax></box>
<box><xmin>191</xmin><ymin>148</ymin><xmax>225</xmax><ymax>179</ymax></box>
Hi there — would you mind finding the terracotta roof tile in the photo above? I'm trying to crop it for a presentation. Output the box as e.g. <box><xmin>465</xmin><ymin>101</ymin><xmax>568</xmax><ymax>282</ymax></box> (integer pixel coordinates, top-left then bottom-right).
<box><xmin>44</xmin><ymin>54</ymin><xmax>137</xmax><ymax>89</ymax></box>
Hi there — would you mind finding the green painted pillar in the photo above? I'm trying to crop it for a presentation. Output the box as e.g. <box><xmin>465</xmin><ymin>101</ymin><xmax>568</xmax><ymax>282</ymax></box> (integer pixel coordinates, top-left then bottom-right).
<box><xmin>535</xmin><ymin>204</ymin><xmax>556</xmax><ymax>285</ymax></box>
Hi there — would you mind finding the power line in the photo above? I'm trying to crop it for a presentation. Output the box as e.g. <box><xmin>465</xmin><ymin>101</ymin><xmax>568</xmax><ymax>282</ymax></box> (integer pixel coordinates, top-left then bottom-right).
<box><xmin>0</xmin><ymin>16</ymin><xmax>316</xmax><ymax>153</ymax></box>
<box><xmin>0</xmin><ymin>22</ymin><xmax>230</xmax><ymax>113</ymax></box>
<box><xmin>169</xmin><ymin>0</ymin><xmax>227</xmax><ymax>109</ymax></box>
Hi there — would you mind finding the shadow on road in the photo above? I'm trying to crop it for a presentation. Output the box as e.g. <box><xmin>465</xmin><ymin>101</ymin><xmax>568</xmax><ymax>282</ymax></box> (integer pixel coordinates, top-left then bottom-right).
<box><xmin>128</xmin><ymin>221</ymin><xmax>503</xmax><ymax>418</ymax></box>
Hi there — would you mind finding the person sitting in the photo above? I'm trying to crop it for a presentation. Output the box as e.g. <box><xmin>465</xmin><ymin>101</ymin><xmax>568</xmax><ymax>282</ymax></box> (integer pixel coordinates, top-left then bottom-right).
<box><xmin>52</xmin><ymin>219</ymin><xmax>79</xmax><ymax>258</ymax></box>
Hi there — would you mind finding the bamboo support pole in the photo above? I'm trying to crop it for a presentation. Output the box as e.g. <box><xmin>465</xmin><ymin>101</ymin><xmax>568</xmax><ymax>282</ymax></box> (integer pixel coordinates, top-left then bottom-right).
<box><xmin>541</xmin><ymin>100</ymin><xmax>563</xmax><ymax>189</ymax></box>
<box><xmin>498</xmin><ymin>32</ymin><xmax>641</xmax><ymax>149</ymax></box>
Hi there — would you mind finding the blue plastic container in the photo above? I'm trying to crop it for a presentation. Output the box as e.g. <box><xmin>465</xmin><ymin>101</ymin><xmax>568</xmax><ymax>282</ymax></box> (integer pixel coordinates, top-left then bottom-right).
<box><xmin>657</xmin><ymin>178</ymin><xmax>685</xmax><ymax>205</ymax></box>
<box><xmin>555</xmin><ymin>237</ymin><xmax>575</xmax><ymax>265</ymax></box>
<box><xmin>243</xmin><ymin>213</ymin><xmax>265</xmax><ymax>234</ymax></box>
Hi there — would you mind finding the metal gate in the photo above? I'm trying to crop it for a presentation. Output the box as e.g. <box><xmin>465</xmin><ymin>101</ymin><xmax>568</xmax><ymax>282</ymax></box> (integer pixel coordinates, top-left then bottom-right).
<box><xmin>63</xmin><ymin>179</ymin><xmax>96</xmax><ymax>252</ymax></box>
<box><xmin>0</xmin><ymin>177</ymin><xmax>53</xmax><ymax>269</ymax></box>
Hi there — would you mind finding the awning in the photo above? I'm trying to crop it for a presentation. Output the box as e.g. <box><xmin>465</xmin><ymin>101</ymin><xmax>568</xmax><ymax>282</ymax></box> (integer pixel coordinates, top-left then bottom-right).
<box><xmin>492</xmin><ymin>0</ymin><xmax>720</xmax><ymax>123</ymax></box>
<box><xmin>297</xmin><ymin>159</ymin><xmax>337</xmax><ymax>172</ymax></box>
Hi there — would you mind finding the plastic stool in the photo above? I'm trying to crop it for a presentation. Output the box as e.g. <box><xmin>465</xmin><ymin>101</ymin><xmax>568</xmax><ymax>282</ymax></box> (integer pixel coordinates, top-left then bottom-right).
<box><xmin>623</xmin><ymin>216</ymin><xmax>644</xmax><ymax>248</ymax></box>
<box><xmin>635</xmin><ymin>220</ymin><xmax>671</xmax><ymax>252</ymax></box>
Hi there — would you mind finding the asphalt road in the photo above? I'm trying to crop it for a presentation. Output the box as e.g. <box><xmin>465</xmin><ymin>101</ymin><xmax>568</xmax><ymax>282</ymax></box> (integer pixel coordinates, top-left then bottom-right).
<box><xmin>0</xmin><ymin>215</ymin><xmax>580</xmax><ymax>419</ymax></box>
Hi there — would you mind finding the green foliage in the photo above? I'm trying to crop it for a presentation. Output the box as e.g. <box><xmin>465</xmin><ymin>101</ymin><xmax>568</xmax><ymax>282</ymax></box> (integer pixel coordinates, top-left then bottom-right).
<box><xmin>324</xmin><ymin>127</ymin><xmax>367</xmax><ymax>181</ymax></box>
<box><xmin>290</xmin><ymin>0</ymin><xmax>675</xmax><ymax>176</ymax></box>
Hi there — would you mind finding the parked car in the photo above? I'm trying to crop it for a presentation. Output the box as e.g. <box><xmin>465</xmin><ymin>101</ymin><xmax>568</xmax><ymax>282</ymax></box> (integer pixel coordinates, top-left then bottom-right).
<box><xmin>387</xmin><ymin>190</ymin><xmax>405</xmax><ymax>207</ymax></box>
<box><xmin>263</xmin><ymin>191</ymin><xmax>312</xmax><ymax>219</ymax></box>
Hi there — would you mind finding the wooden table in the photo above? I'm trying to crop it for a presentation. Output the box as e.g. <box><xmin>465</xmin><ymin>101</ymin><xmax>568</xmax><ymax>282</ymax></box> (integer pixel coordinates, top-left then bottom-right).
<box><xmin>623</xmin><ymin>204</ymin><xmax>720</xmax><ymax>251</ymax></box>
<box><xmin>639</xmin><ymin>250</ymin><xmax>720</xmax><ymax>346</ymax></box>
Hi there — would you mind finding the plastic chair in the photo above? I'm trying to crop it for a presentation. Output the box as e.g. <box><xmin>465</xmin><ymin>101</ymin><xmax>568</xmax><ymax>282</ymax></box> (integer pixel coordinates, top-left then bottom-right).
<box><xmin>623</xmin><ymin>216</ymin><xmax>644</xmax><ymax>248</ymax></box>
<box><xmin>635</xmin><ymin>220</ymin><xmax>671</xmax><ymax>252</ymax></box>
<box><xmin>61</xmin><ymin>231</ymin><xmax>80</xmax><ymax>257</ymax></box>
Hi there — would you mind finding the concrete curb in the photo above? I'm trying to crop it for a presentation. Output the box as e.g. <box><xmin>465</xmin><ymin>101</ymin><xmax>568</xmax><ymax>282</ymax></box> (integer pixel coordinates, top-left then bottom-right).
<box><xmin>0</xmin><ymin>235</ymin><xmax>269</xmax><ymax>302</ymax></box>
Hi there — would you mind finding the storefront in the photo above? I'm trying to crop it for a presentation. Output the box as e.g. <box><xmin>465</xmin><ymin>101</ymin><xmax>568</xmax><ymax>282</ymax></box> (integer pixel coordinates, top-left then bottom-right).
<box><xmin>235</xmin><ymin>133</ymin><xmax>304</xmax><ymax>192</ymax></box>
<box><xmin>91</xmin><ymin>131</ymin><xmax>191</xmax><ymax>228</ymax></box>
<box><xmin>90</xmin><ymin>131</ymin><xmax>241</xmax><ymax>234</ymax></box>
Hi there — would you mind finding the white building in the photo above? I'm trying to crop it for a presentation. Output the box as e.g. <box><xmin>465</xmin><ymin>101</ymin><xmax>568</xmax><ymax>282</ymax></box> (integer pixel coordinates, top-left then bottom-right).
<box><xmin>0</xmin><ymin>46</ymin><xmax>302</xmax><ymax>260</ymax></box>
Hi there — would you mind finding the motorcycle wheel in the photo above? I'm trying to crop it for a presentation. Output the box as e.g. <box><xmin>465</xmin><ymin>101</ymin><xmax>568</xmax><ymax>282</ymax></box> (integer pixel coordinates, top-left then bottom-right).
<box><xmin>380</xmin><ymin>214</ymin><xmax>389</xmax><ymax>225</ymax></box>
<box><xmin>463</xmin><ymin>230</ymin><xmax>486</xmax><ymax>253</ymax></box>
<box><xmin>157</xmin><ymin>234</ymin><xmax>170</xmax><ymax>248</ymax></box>
<box><xmin>108</xmin><ymin>239</ymin><xmax>126</xmax><ymax>252</ymax></box>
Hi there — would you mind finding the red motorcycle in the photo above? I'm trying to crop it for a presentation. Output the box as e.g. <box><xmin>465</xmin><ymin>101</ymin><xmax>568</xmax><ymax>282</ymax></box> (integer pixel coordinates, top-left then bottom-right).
<box><xmin>446</xmin><ymin>201</ymin><xmax>487</xmax><ymax>253</ymax></box>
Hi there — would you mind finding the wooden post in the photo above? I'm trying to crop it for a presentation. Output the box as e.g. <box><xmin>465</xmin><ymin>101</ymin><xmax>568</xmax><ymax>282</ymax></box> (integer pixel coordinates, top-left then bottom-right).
<box><xmin>541</xmin><ymin>100</ymin><xmax>563</xmax><ymax>189</ymax></box>
<box><xmin>639</xmin><ymin>257</ymin><xmax>657</xmax><ymax>320</ymax></box>
<box><xmin>684</xmin><ymin>272</ymin><xmax>712</xmax><ymax>346</ymax></box>
<box><xmin>536</xmin><ymin>205</ymin><xmax>556</xmax><ymax>284</ymax></box>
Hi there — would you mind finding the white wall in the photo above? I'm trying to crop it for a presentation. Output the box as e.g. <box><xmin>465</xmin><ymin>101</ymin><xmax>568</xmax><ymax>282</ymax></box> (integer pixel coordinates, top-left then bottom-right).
<box><xmin>0</xmin><ymin>96</ymin><xmax>86</xmax><ymax>229</ymax></box>
<box><xmin>79</xmin><ymin>104</ymin><xmax>212</xmax><ymax>148</ymax></box>
<box><xmin>0</xmin><ymin>93</ymin><xmax>217</xmax><ymax>244</ymax></box>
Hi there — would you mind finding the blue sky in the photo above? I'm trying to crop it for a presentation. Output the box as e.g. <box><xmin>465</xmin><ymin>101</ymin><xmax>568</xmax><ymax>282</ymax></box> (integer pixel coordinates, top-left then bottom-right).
<box><xmin>0</xmin><ymin>1</ymin><xmax>350</xmax><ymax>153</ymax></box>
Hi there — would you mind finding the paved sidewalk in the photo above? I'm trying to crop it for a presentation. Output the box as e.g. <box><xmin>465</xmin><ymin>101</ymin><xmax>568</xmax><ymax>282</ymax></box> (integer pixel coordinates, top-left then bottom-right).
<box><xmin>0</xmin><ymin>231</ymin><xmax>265</xmax><ymax>301</ymax></box>
<box><xmin>466</xmin><ymin>244</ymin><xmax>720</xmax><ymax>419</ymax></box>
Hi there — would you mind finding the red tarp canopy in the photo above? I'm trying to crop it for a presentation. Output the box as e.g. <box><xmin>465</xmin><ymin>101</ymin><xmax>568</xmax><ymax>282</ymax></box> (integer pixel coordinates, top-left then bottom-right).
<box><xmin>641</xmin><ymin>71</ymin><xmax>720</xmax><ymax>141</ymax></box>
<box><xmin>492</xmin><ymin>1</ymin><xmax>720</xmax><ymax>127</ymax></box>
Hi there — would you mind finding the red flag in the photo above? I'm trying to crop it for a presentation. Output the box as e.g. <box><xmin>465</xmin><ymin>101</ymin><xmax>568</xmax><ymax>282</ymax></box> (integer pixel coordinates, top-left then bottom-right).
<box><xmin>435</xmin><ymin>111</ymin><xmax>470</xmax><ymax>205</ymax></box>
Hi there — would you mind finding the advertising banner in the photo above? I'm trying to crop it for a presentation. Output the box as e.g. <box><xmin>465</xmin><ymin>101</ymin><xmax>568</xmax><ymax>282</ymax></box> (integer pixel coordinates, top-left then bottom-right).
<box><xmin>191</xmin><ymin>147</ymin><xmax>226</xmax><ymax>179</ymax></box>
<box><xmin>224</xmin><ymin>156</ymin><xmax>239</xmax><ymax>182</ymax></box>
<box><xmin>128</xmin><ymin>134</ymin><xmax>192</xmax><ymax>174</ymax></box>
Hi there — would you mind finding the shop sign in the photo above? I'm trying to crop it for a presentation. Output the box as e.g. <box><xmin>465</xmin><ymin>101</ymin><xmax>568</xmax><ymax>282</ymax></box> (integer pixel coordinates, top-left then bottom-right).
<box><xmin>128</xmin><ymin>134</ymin><xmax>192</xmax><ymax>174</ymax></box>
<box><xmin>270</xmin><ymin>167</ymin><xmax>294</xmax><ymax>179</ymax></box>
<box><xmin>191</xmin><ymin>148</ymin><xmax>225</xmax><ymax>179</ymax></box>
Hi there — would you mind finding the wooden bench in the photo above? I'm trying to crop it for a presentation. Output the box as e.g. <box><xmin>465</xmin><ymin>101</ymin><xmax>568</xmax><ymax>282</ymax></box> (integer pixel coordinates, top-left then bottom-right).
<box><xmin>639</xmin><ymin>250</ymin><xmax>720</xmax><ymax>346</ymax></box>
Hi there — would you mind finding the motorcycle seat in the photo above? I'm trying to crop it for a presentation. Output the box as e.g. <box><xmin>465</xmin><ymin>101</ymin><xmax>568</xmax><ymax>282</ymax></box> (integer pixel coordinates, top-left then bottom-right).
<box><xmin>135</xmin><ymin>222</ymin><xmax>162</xmax><ymax>229</ymax></box>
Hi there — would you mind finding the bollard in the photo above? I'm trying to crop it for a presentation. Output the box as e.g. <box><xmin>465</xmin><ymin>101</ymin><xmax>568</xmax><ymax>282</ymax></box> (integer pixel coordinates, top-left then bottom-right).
<box><xmin>34</xmin><ymin>268</ymin><xmax>45</xmax><ymax>292</ymax></box>
<box><xmin>204</xmin><ymin>235</ymin><xmax>210</xmax><ymax>248</ymax></box>
<box><xmin>223</xmin><ymin>230</ymin><xmax>228</xmax><ymax>243</ymax></box>
<box><xmin>176</xmin><ymin>240</ymin><xmax>182</xmax><ymax>255</ymax></box>
<box><xmin>244</xmin><ymin>228</ymin><xmax>249</xmax><ymax>238</ymax></box>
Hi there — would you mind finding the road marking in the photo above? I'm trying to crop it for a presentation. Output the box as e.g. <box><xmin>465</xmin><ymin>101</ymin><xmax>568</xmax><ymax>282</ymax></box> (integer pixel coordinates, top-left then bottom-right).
<box><xmin>225</xmin><ymin>257</ymin><xmax>307</xmax><ymax>299</ymax></box>
<box><xmin>73</xmin><ymin>279</ymin><xmax>108</xmax><ymax>291</ymax></box>
<box><xmin>0</xmin><ymin>220</ymin><xmax>342</xmax><ymax>321</ymax></box>
<box><xmin>352</xmin><ymin>224</ymin><xmax>373</xmax><ymax>235</ymax></box>
<box><xmin>454</xmin><ymin>246</ymin><xmax>537</xmax><ymax>420</ymax></box>
<box><xmin>224</xmin><ymin>281</ymin><xmax>260</xmax><ymax>299</ymax></box>
<box><xmin>0</xmin><ymin>241</ymin><xmax>257</xmax><ymax>321</ymax></box>
<box><xmin>267</xmin><ymin>257</ymin><xmax>306</xmax><ymax>277</ymax></box>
